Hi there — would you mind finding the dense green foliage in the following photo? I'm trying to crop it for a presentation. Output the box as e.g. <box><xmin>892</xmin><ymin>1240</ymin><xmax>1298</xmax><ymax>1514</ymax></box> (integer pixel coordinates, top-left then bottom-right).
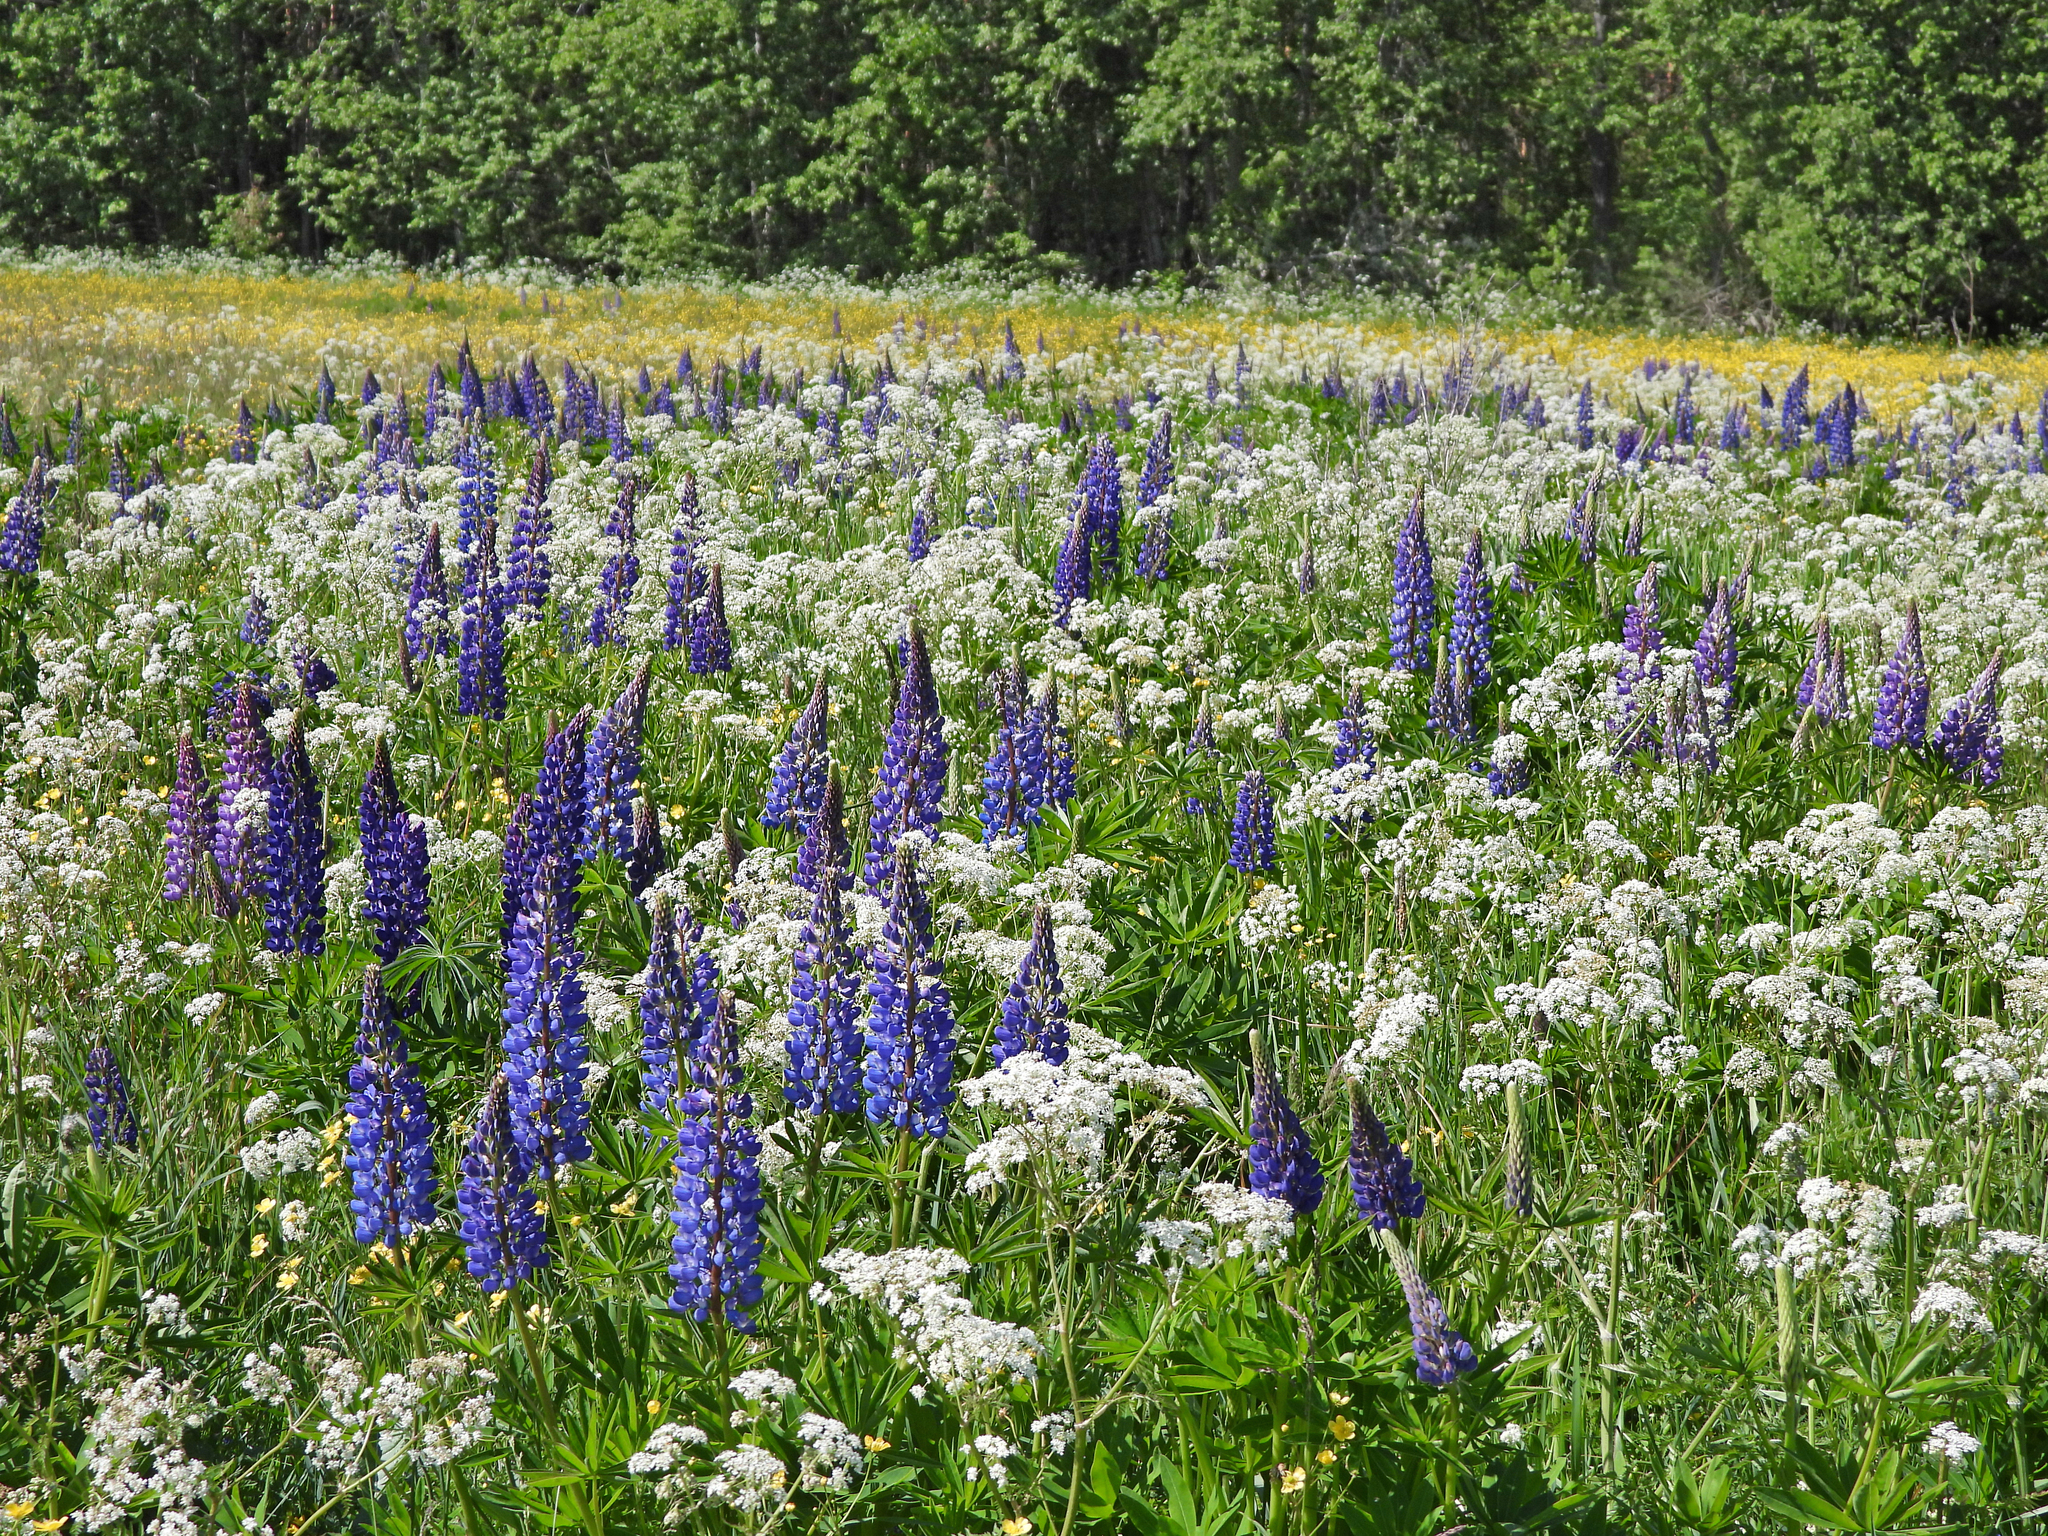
<box><xmin>2</xmin><ymin>0</ymin><xmax>2046</xmax><ymax>332</ymax></box>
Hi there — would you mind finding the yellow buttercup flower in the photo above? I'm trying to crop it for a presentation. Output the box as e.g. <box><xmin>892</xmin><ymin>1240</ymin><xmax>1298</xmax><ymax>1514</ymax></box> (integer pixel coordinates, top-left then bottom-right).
<box><xmin>1329</xmin><ymin>1415</ymin><xmax>1356</xmax><ymax>1441</ymax></box>
<box><xmin>1002</xmin><ymin>1518</ymin><xmax>1034</xmax><ymax>1535</ymax></box>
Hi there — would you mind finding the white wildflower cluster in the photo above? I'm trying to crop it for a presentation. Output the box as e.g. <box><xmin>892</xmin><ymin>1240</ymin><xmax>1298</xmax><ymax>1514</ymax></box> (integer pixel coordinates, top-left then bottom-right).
<box><xmin>1236</xmin><ymin>882</ymin><xmax>1301</xmax><ymax>950</ymax></box>
<box><xmin>1459</xmin><ymin>1058</ymin><xmax>1546</xmax><ymax>1099</ymax></box>
<box><xmin>816</xmin><ymin>1247</ymin><xmax>1041</xmax><ymax>1401</ymax></box>
<box><xmin>77</xmin><ymin>1367</ymin><xmax>210</xmax><ymax>1536</ymax></box>
<box><xmin>304</xmin><ymin>1353</ymin><xmax>497</xmax><ymax>1482</ymax></box>
<box><xmin>238</xmin><ymin>1126</ymin><xmax>323</xmax><ymax>1180</ymax></box>
<box><xmin>140</xmin><ymin>1291</ymin><xmax>196</xmax><ymax>1338</ymax></box>
<box><xmin>957</xmin><ymin>1024</ymin><xmax>1207</xmax><ymax>1193</ymax></box>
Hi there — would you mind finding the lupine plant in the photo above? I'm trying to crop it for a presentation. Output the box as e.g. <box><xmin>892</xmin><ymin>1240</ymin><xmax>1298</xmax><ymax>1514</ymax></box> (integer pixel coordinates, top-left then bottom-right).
<box><xmin>6</xmin><ymin>302</ymin><xmax>2048</xmax><ymax>1536</ymax></box>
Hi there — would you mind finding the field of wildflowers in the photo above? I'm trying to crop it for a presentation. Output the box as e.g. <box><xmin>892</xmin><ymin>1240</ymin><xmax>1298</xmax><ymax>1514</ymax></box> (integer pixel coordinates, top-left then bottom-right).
<box><xmin>3</xmin><ymin>267</ymin><xmax>2048</xmax><ymax>1535</ymax></box>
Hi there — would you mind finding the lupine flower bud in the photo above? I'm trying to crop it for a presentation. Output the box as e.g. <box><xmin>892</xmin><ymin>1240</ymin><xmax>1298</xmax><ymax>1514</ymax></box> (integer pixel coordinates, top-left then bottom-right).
<box><xmin>863</xmin><ymin>846</ymin><xmax>957</xmax><ymax>1140</ymax></box>
<box><xmin>585</xmin><ymin>662</ymin><xmax>652</xmax><ymax>860</ymax></box>
<box><xmin>1378</xmin><ymin>1226</ymin><xmax>1477</xmax><ymax>1384</ymax></box>
<box><xmin>458</xmin><ymin>1072</ymin><xmax>547</xmax><ymax>1294</ymax></box>
<box><xmin>164</xmin><ymin>731</ymin><xmax>210</xmax><ymax>901</ymax></box>
<box><xmin>1871</xmin><ymin>601</ymin><xmax>1930</xmax><ymax>750</ymax></box>
<box><xmin>262</xmin><ymin>714</ymin><xmax>326</xmax><ymax>955</ymax></box>
<box><xmin>669</xmin><ymin>991</ymin><xmax>765</xmax><ymax>1331</ymax></box>
<box><xmin>1347</xmin><ymin>1083</ymin><xmax>1423</xmax><ymax>1229</ymax></box>
<box><xmin>1246</xmin><ymin>1029</ymin><xmax>1323</xmax><ymax>1215</ymax></box>
<box><xmin>993</xmin><ymin>904</ymin><xmax>1069</xmax><ymax>1065</ymax></box>
<box><xmin>345</xmin><ymin>965</ymin><xmax>439</xmax><ymax>1245</ymax></box>
<box><xmin>1503</xmin><ymin>1080</ymin><xmax>1533</xmax><ymax>1218</ymax></box>
<box><xmin>689</xmin><ymin>564</ymin><xmax>732</xmax><ymax>673</ymax></box>
<box><xmin>763</xmin><ymin>674</ymin><xmax>830</xmax><ymax>832</ymax></box>
<box><xmin>502</xmin><ymin>854</ymin><xmax>592</xmax><ymax>1174</ymax></box>
<box><xmin>84</xmin><ymin>1038</ymin><xmax>140</xmax><ymax>1152</ymax></box>
<box><xmin>1389</xmin><ymin>491</ymin><xmax>1435</xmax><ymax>672</ymax></box>
<box><xmin>1228</xmin><ymin>770</ymin><xmax>1277</xmax><ymax>874</ymax></box>
<box><xmin>796</xmin><ymin>768</ymin><xmax>853</xmax><ymax>896</ymax></box>
<box><xmin>1796</xmin><ymin>613</ymin><xmax>1831</xmax><ymax>712</ymax></box>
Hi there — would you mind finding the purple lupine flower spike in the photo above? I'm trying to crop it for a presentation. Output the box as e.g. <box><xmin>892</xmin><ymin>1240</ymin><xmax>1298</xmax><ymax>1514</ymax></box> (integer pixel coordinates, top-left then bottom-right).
<box><xmin>1333</xmin><ymin>685</ymin><xmax>1376</xmax><ymax>776</ymax></box>
<box><xmin>0</xmin><ymin>456</ymin><xmax>45</xmax><ymax>575</ymax></box>
<box><xmin>1228</xmin><ymin>770</ymin><xmax>1277</xmax><ymax>873</ymax></box>
<box><xmin>84</xmin><ymin>1038</ymin><xmax>139</xmax><ymax>1151</ymax></box>
<box><xmin>663</xmin><ymin>494</ymin><xmax>702</xmax><ymax>651</ymax></box>
<box><xmin>584</xmin><ymin>661</ymin><xmax>652</xmax><ymax>860</ymax></box>
<box><xmin>1135</xmin><ymin>409</ymin><xmax>1174</xmax><ymax>583</ymax></box>
<box><xmin>403</xmin><ymin>522</ymin><xmax>451</xmax><ymax>660</ymax></box>
<box><xmin>979</xmin><ymin>671</ymin><xmax>1041</xmax><ymax>843</ymax></box>
<box><xmin>864</xmin><ymin>623</ymin><xmax>948</xmax><ymax>889</ymax></box>
<box><xmin>1033</xmin><ymin>678</ymin><xmax>1074</xmax><ymax>808</ymax></box>
<box><xmin>262</xmin><ymin>713</ymin><xmax>326</xmax><ymax>955</ymax></box>
<box><xmin>458</xmin><ymin>515</ymin><xmax>508</xmax><ymax>720</ymax></box>
<box><xmin>1819</xmin><ymin>639</ymin><xmax>1849</xmax><ymax>724</ymax></box>
<box><xmin>1447</xmin><ymin>529</ymin><xmax>1493</xmax><ymax>691</ymax></box>
<box><xmin>344</xmin><ymin>964</ymin><xmax>439</xmax><ymax>1246</ymax></box>
<box><xmin>505</xmin><ymin>443</ymin><xmax>553</xmax><ymax>614</ymax></box>
<box><xmin>1298</xmin><ymin>542</ymin><xmax>1317</xmax><ymax>599</ymax></box>
<box><xmin>862</xmin><ymin>845</ymin><xmax>957</xmax><ymax>1141</ymax></box>
<box><xmin>1248</xmin><ymin>1029</ymin><xmax>1324</xmax><ymax>1215</ymax></box>
<box><xmin>785</xmin><ymin>859</ymin><xmax>865</xmax><ymax>1116</ymax></box>
<box><xmin>796</xmin><ymin>769</ymin><xmax>853</xmax><ymax>896</ymax></box>
<box><xmin>360</xmin><ymin>737</ymin><xmax>430</xmax><ymax>969</ymax></box>
<box><xmin>669</xmin><ymin>990</ymin><xmax>765</xmax><ymax>1331</ymax></box>
<box><xmin>213</xmin><ymin>679</ymin><xmax>274</xmax><ymax>915</ymax></box>
<box><xmin>1611</xmin><ymin>562</ymin><xmax>1663</xmax><ymax>752</ymax></box>
<box><xmin>992</xmin><ymin>904</ymin><xmax>1069</xmax><ymax>1066</ymax></box>
<box><xmin>1933</xmin><ymin>650</ymin><xmax>2005</xmax><ymax>786</ymax></box>
<box><xmin>1348</xmin><ymin>1082</ymin><xmax>1424</xmax><ymax>1229</ymax></box>
<box><xmin>1052</xmin><ymin>511</ymin><xmax>1091</xmax><ymax>626</ymax></box>
<box><xmin>688</xmin><ymin>564</ymin><xmax>733</xmax><ymax>673</ymax></box>
<box><xmin>1379</xmin><ymin>1227</ymin><xmax>1478</xmax><ymax>1384</ymax></box>
<box><xmin>762</xmin><ymin>675</ymin><xmax>831</xmax><ymax>832</ymax></box>
<box><xmin>1690</xmin><ymin>579</ymin><xmax>1736</xmax><ymax>737</ymax></box>
<box><xmin>641</xmin><ymin>892</ymin><xmax>719</xmax><ymax>1125</ymax></box>
<box><xmin>240</xmin><ymin>593</ymin><xmax>272</xmax><ymax>648</ymax></box>
<box><xmin>458</xmin><ymin>1072</ymin><xmax>547</xmax><ymax>1294</ymax></box>
<box><xmin>164</xmin><ymin>730</ymin><xmax>211</xmax><ymax>901</ymax></box>
<box><xmin>1428</xmin><ymin>637</ymin><xmax>1475</xmax><ymax>744</ymax></box>
<box><xmin>1389</xmin><ymin>490</ymin><xmax>1435</xmax><ymax>672</ymax></box>
<box><xmin>627</xmin><ymin>800</ymin><xmax>667</xmax><ymax>897</ymax></box>
<box><xmin>502</xmin><ymin>853</ymin><xmax>592</xmax><ymax>1175</ymax></box>
<box><xmin>1871</xmin><ymin>600</ymin><xmax>1931</xmax><ymax>750</ymax></box>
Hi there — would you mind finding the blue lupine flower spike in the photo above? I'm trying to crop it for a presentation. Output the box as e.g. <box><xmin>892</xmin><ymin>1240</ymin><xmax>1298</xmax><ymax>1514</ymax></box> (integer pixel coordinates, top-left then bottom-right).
<box><xmin>785</xmin><ymin>854</ymin><xmax>866</xmax><ymax>1116</ymax></box>
<box><xmin>501</xmin><ymin>854</ymin><xmax>593</xmax><ymax>1176</ymax></box>
<box><xmin>862</xmin><ymin>845</ymin><xmax>957</xmax><ymax>1141</ymax></box>
<box><xmin>1389</xmin><ymin>489</ymin><xmax>1436</xmax><ymax>672</ymax></box>
<box><xmin>458</xmin><ymin>1071</ymin><xmax>548</xmax><ymax>1294</ymax></box>
<box><xmin>83</xmin><ymin>1038</ymin><xmax>140</xmax><ymax>1152</ymax></box>
<box><xmin>1228</xmin><ymin>770</ymin><xmax>1277</xmax><ymax>873</ymax></box>
<box><xmin>993</xmin><ymin>904</ymin><xmax>1069</xmax><ymax>1066</ymax></box>
<box><xmin>1347</xmin><ymin>1081</ymin><xmax>1424</xmax><ymax>1229</ymax></box>
<box><xmin>669</xmin><ymin>990</ymin><xmax>765</xmax><ymax>1331</ymax></box>
<box><xmin>763</xmin><ymin>673</ymin><xmax>831</xmax><ymax>832</ymax></box>
<box><xmin>1378</xmin><ymin>1226</ymin><xmax>1478</xmax><ymax>1385</ymax></box>
<box><xmin>1247</xmin><ymin>1028</ymin><xmax>1324</xmax><ymax>1215</ymax></box>
<box><xmin>344</xmin><ymin>964</ymin><xmax>439</xmax><ymax>1246</ymax></box>
<box><xmin>1871</xmin><ymin>600</ymin><xmax>1930</xmax><ymax>751</ymax></box>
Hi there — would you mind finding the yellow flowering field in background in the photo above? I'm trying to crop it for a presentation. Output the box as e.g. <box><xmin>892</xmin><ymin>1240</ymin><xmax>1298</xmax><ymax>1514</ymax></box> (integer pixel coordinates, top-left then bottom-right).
<box><xmin>3</xmin><ymin>264</ymin><xmax>2045</xmax><ymax>420</ymax></box>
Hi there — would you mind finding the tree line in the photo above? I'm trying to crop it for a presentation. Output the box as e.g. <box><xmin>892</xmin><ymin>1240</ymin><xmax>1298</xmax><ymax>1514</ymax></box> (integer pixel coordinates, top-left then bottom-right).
<box><xmin>2</xmin><ymin>0</ymin><xmax>2044</xmax><ymax>334</ymax></box>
